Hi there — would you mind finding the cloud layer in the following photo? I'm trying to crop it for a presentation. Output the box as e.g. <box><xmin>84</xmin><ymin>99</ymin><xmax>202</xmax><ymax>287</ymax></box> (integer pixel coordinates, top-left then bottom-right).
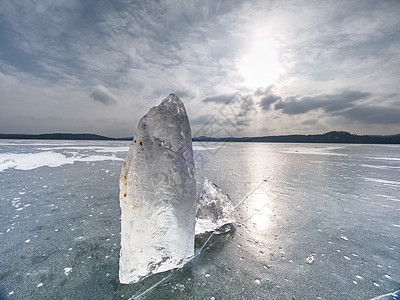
<box><xmin>90</xmin><ymin>85</ymin><xmax>117</xmax><ymax>105</ymax></box>
<box><xmin>0</xmin><ymin>0</ymin><xmax>399</xmax><ymax>137</ymax></box>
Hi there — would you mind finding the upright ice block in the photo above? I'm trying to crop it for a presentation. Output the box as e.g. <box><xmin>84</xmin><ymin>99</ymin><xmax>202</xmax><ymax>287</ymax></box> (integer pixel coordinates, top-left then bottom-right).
<box><xmin>119</xmin><ymin>94</ymin><xmax>197</xmax><ymax>284</ymax></box>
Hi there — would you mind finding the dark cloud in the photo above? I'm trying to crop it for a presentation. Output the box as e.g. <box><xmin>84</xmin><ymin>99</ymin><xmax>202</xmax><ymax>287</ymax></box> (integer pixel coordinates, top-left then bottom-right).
<box><xmin>200</xmin><ymin>92</ymin><xmax>255</xmax><ymax>130</ymax></box>
<box><xmin>273</xmin><ymin>89</ymin><xmax>400</xmax><ymax>126</ymax></box>
<box><xmin>254</xmin><ymin>86</ymin><xmax>275</xmax><ymax>97</ymax></box>
<box><xmin>259</xmin><ymin>94</ymin><xmax>282</xmax><ymax>110</ymax></box>
<box><xmin>217</xmin><ymin>93</ymin><xmax>254</xmax><ymax>127</ymax></box>
<box><xmin>341</xmin><ymin>105</ymin><xmax>400</xmax><ymax>125</ymax></box>
<box><xmin>322</xmin><ymin>91</ymin><xmax>371</xmax><ymax>112</ymax></box>
<box><xmin>254</xmin><ymin>86</ymin><xmax>282</xmax><ymax>110</ymax></box>
<box><xmin>90</xmin><ymin>85</ymin><xmax>117</xmax><ymax>105</ymax></box>
<box><xmin>274</xmin><ymin>96</ymin><xmax>323</xmax><ymax>115</ymax></box>
<box><xmin>202</xmin><ymin>92</ymin><xmax>254</xmax><ymax>114</ymax></box>
<box><xmin>274</xmin><ymin>90</ymin><xmax>371</xmax><ymax>115</ymax></box>
<box><xmin>236</xmin><ymin>94</ymin><xmax>254</xmax><ymax>114</ymax></box>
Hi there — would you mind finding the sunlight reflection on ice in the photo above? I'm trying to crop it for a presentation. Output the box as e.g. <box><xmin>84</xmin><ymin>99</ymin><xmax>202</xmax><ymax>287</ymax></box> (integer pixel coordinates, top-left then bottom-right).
<box><xmin>243</xmin><ymin>192</ymin><xmax>272</xmax><ymax>231</ymax></box>
<box><xmin>250</xmin><ymin>213</ymin><xmax>270</xmax><ymax>230</ymax></box>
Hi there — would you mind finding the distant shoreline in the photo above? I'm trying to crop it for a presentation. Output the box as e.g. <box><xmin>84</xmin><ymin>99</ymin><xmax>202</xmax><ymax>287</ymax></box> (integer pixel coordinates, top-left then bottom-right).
<box><xmin>1</xmin><ymin>131</ymin><xmax>400</xmax><ymax>144</ymax></box>
<box><xmin>0</xmin><ymin>133</ymin><xmax>132</xmax><ymax>141</ymax></box>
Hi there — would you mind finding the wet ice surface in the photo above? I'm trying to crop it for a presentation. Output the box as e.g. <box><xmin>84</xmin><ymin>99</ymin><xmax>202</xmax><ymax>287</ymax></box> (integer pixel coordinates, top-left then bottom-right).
<box><xmin>1</xmin><ymin>140</ymin><xmax>400</xmax><ymax>299</ymax></box>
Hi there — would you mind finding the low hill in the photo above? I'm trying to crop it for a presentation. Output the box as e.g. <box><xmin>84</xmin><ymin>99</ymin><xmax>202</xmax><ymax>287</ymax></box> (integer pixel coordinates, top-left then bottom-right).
<box><xmin>1</xmin><ymin>131</ymin><xmax>399</xmax><ymax>143</ymax></box>
<box><xmin>193</xmin><ymin>131</ymin><xmax>400</xmax><ymax>144</ymax></box>
<box><xmin>0</xmin><ymin>133</ymin><xmax>116</xmax><ymax>140</ymax></box>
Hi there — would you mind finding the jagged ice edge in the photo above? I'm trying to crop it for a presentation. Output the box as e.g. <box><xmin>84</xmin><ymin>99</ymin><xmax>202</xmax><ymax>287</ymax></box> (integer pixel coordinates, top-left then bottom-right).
<box><xmin>128</xmin><ymin>179</ymin><xmax>269</xmax><ymax>300</ymax></box>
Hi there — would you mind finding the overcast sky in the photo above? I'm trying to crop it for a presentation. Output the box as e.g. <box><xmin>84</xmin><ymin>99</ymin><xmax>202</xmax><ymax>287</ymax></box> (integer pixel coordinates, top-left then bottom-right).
<box><xmin>1</xmin><ymin>0</ymin><xmax>399</xmax><ymax>138</ymax></box>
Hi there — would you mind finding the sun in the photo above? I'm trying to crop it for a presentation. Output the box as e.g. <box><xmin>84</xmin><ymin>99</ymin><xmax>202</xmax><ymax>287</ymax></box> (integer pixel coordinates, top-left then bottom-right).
<box><xmin>239</xmin><ymin>37</ymin><xmax>280</xmax><ymax>88</ymax></box>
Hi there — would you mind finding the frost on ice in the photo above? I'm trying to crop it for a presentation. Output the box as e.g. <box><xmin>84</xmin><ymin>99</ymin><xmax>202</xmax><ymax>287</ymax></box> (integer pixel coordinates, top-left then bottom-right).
<box><xmin>195</xmin><ymin>178</ymin><xmax>236</xmax><ymax>235</ymax></box>
<box><xmin>119</xmin><ymin>94</ymin><xmax>197</xmax><ymax>284</ymax></box>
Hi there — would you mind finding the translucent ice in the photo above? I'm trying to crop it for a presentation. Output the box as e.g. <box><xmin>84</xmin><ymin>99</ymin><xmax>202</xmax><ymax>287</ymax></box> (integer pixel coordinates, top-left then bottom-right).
<box><xmin>195</xmin><ymin>178</ymin><xmax>236</xmax><ymax>234</ymax></box>
<box><xmin>119</xmin><ymin>94</ymin><xmax>197</xmax><ymax>284</ymax></box>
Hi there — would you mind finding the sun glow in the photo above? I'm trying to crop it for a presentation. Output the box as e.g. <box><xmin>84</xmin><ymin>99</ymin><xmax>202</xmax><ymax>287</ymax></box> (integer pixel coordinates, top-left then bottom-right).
<box><xmin>239</xmin><ymin>37</ymin><xmax>280</xmax><ymax>88</ymax></box>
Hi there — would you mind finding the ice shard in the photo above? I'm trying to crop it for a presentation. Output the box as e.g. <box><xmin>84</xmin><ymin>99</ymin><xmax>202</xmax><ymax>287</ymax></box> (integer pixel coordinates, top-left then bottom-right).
<box><xmin>119</xmin><ymin>93</ymin><xmax>197</xmax><ymax>284</ymax></box>
<box><xmin>195</xmin><ymin>178</ymin><xmax>236</xmax><ymax>235</ymax></box>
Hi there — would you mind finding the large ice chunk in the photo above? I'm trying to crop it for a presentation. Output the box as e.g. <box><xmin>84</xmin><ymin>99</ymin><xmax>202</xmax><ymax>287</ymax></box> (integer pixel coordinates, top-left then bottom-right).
<box><xmin>119</xmin><ymin>94</ymin><xmax>197</xmax><ymax>284</ymax></box>
<box><xmin>195</xmin><ymin>178</ymin><xmax>236</xmax><ymax>235</ymax></box>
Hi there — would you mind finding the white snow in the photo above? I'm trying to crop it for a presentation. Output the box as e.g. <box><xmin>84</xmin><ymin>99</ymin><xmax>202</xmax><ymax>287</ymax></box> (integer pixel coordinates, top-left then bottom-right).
<box><xmin>306</xmin><ymin>254</ymin><xmax>315</xmax><ymax>264</ymax></box>
<box><xmin>368</xmin><ymin>157</ymin><xmax>400</xmax><ymax>161</ymax></box>
<box><xmin>365</xmin><ymin>178</ymin><xmax>400</xmax><ymax>185</ymax></box>
<box><xmin>361</xmin><ymin>164</ymin><xmax>400</xmax><ymax>170</ymax></box>
<box><xmin>38</xmin><ymin>146</ymin><xmax>128</xmax><ymax>153</ymax></box>
<box><xmin>63</xmin><ymin>267</ymin><xmax>72</xmax><ymax>276</ymax></box>
<box><xmin>0</xmin><ymin>151</ymin><xmax>123</xmax><ymax>172</ymax></box>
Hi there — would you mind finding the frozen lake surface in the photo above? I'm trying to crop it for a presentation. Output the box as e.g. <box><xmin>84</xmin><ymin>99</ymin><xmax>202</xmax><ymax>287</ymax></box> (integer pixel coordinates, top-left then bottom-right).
<box><xmin>0</xmin><ymin>140</ymin><xmax>399</xmax><ymax>299</ymax></box>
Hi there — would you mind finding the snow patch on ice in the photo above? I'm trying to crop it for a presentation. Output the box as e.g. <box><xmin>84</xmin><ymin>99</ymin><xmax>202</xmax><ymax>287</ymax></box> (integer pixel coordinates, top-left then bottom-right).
<box><xmin>38</xmin><ymin>146</ymin><xmax>128</xmax><ymax>153</ymax></box>
<box><xmin>387</xmin><ymin>198</ymin><xmax>400</xmax><ymax>202</ymax></box>
<box><xmin>369</xmin><ymin>157</ymin><xmax>400</xmax><ymax>161</ymax></box>
<box><xmin>361</xmin><ymin>164</ymin><xmax>400</xmax><ymax>170</ymax></box>
<box><xmin>305</xmin><ymin>254</ymin><xmax>315</xmax><ymax>264</ymax></box>
<box><xmin>377</xmin><ymin>194</ymin><xmax>395</xmax><ymax>199</ymax></box>
<box><xmin>365</xmin><ymin>178</ymin><xmax>400</xmax><ymax>186</ymax></box>
<box><xmin>0</xmin><ymin>151</ymin><xmax>123</xmax><ymax>172</ymax></box>
<box><xmin>64</xmin><ymin>267</ymin><xmax>72</xmax><ymax>276</ymax></box>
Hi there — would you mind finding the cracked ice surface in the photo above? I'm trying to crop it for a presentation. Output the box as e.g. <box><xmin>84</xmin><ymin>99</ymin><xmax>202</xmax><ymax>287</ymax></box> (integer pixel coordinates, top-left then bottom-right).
<box><xmin>119</xmin><ymin>94</ymin><xmax>197</xmax><ymax>284</ymax></box>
